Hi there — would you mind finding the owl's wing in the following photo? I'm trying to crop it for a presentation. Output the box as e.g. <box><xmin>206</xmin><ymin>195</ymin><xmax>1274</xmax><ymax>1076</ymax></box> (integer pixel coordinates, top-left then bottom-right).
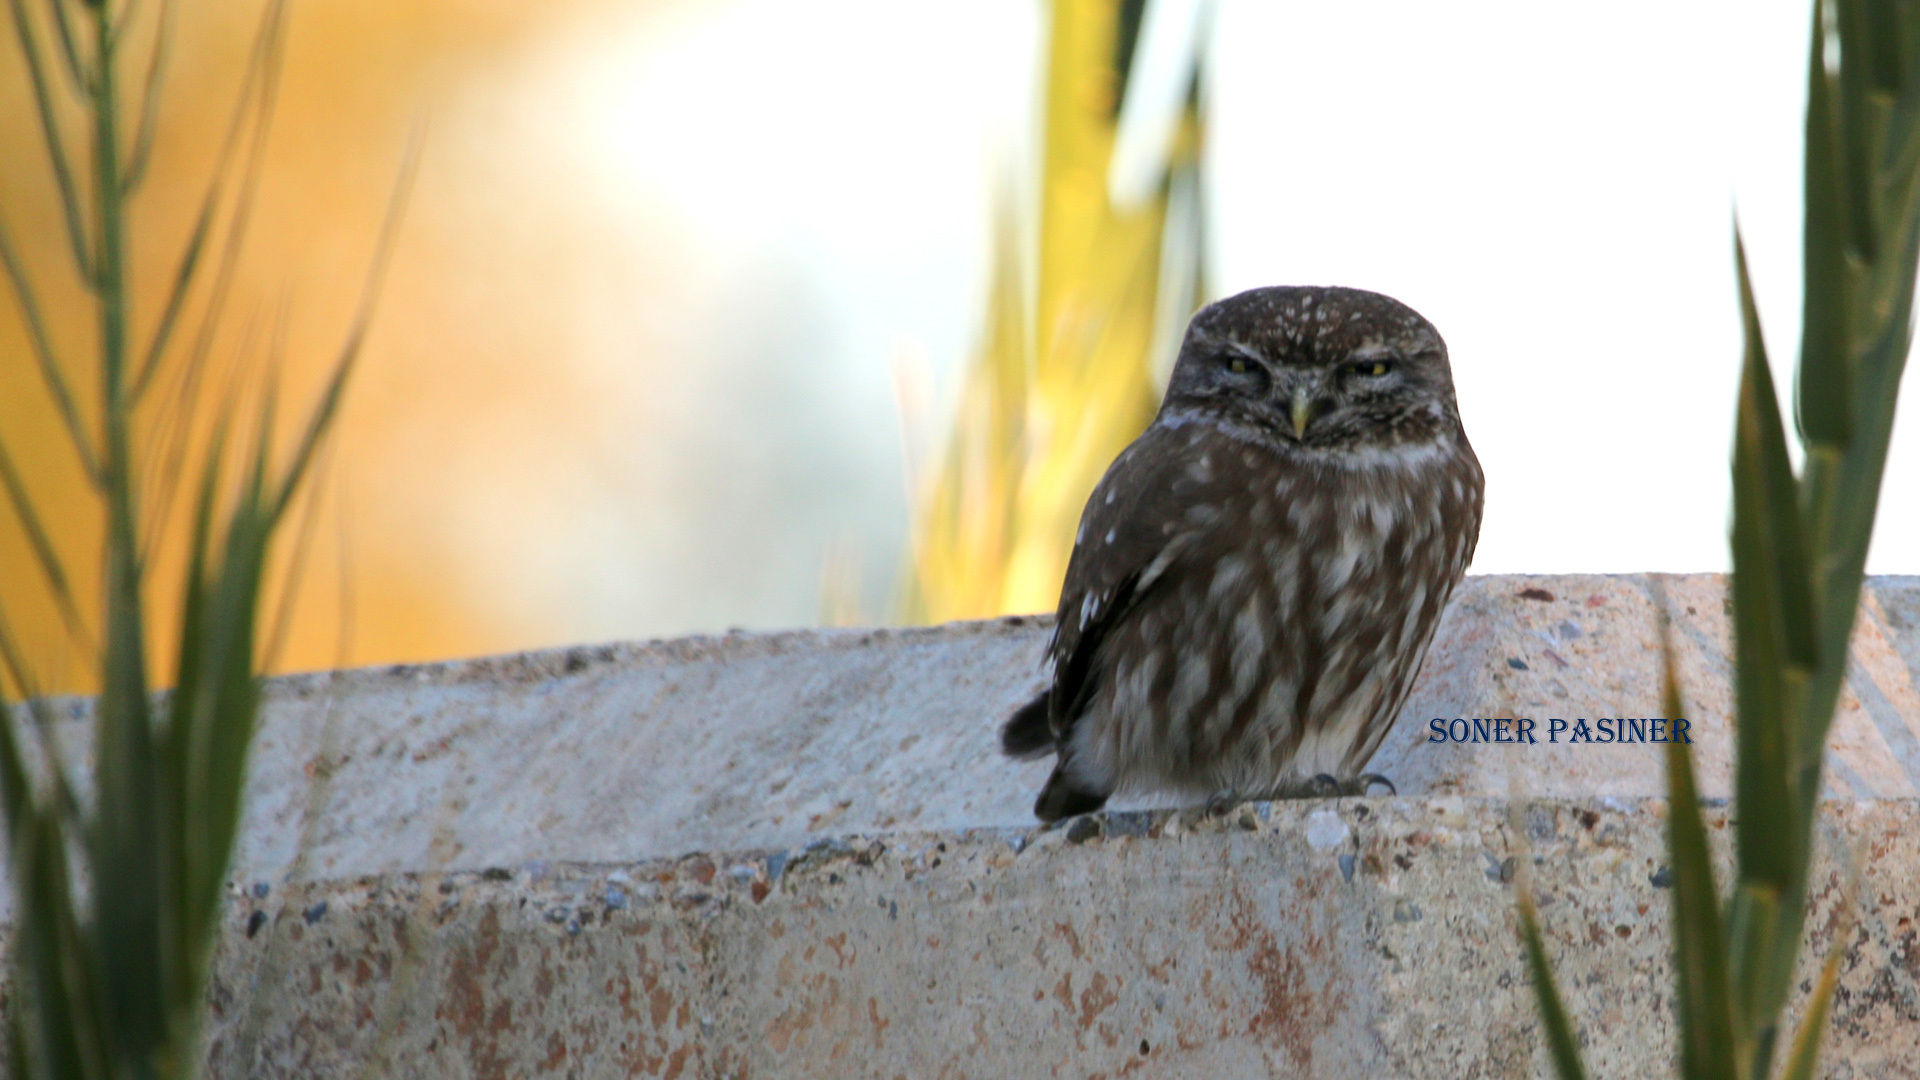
<box><xmin>1046</xmin><ymin>423</ymin><xmax>1221</xmax><ymax>739</ymax></box>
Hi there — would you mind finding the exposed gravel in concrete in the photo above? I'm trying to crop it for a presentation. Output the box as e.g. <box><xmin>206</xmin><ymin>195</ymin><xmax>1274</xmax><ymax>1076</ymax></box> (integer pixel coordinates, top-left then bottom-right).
<box><xmin>200</xmin><ymin>797</ymin><xmax>1917</xmax><ymax>1079</ymax></box>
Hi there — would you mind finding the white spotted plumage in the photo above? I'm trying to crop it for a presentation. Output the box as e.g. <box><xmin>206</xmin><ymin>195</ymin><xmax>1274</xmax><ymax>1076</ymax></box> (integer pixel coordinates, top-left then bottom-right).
<box><xmin>1002</xmin><ymin>286</ymin><xmax>1484</xmax><ymax>822</ymax></box>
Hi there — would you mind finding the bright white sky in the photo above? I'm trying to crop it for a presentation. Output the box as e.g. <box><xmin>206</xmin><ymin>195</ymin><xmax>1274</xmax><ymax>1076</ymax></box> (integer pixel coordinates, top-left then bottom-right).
<box><xmin>488</xmin><ymin>0</ymin><xmax>1916</xmax><ymax>637</ymax></box>
<box><xmin>1208</xmin><ymin>0</ymin><xmax>1917</xmax><ymax>574</ymax></box>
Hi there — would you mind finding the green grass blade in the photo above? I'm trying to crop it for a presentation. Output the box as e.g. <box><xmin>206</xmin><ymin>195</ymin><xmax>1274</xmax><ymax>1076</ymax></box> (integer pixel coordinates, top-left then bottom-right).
<box><xmin>0</xmin><ymin>600</ymin><xmax>89</xmax><ymax>839</ymax></box>
<box><xmin>1517</xmin><ymin>889</ymin><xmax>1589</xmax><ymax>1080</ymax></box>
<box><xmin>1780</xmin><ymin>5</ymin><xmax>1920</xmax><ymax>1040</ymax></box>
<box><xmin>6</xmin><ymin>0</ymin><xmax>92</xmax><ymax>281</ymax></box>
<box><xmin>1729</xmin><ymin>234</ymin><xmax>1814</xmax><ymax>921</ymax></box>
<box><xmin>1727</xmin><ymin>235</ymin><xmax>1815</xmax><ymax>1046</ymax></box>
<box><xmin>1884</xmin><ymin>74</ymin><xmax>1920</xmax><ymax>180</ymax></box>
<box><xmin>130</xmin><ymin>0</ymin><xmax>289</xmax><ymax>550</ymax></box>
<box><xmin>177</xmin><ymin>497</ymin><xmax>268</xmax><ymax>975</ymax></box>
<box><xmin>1722</xmin><ymin>882</ymin><xmax>1780</xmax><ymax>1050</ymax></box>
<box><xmin>1716</xmin><ymin>7</ymin><xmax>1920</xmax><ymax>1076</ymax></box>
<box><xmin>1781</xmin><ymin>851</ymin><xmax>1854</xmax><ymax>1080</ymax></box>
<box><xmin>13</xmin><ymin>813</ymin><xmax>110</xmax><ymax>1080</ymax></box>
<box><xmin>164</xmin><ymin>402</ymin><xmax>273</xmax><ymax>1019</ymax></box>
<box><xmin>1855</xmin><ymin>0</ymin><xmax>1906</xmax><ymax>90</ymax></box>
<box><xmin>9</xmin><ymin>1011</ymin><xmax>28</xmax><ymax>1080</ymax></box>
<box><xmin>4</xmin><ymin>0</ymin><xmax>376</xmax><ymax>1073</ymax></box>
<box><xmin>0</xmin><ymin>434</ymin><xmax>95</xmax><ymax>655</ymax></box>
<box><xmin>1834</xmin><ymin>0</ymin><xmax>1882</xmax><ymax>263</ymax></box>
<box><xmin>164</xmin><ymin>0</ymin><xmax>287</xmax><ymax>414</ymax></box>
<box><xmin>160</xmin><ymin>414</ymin><xmax>225</xmax><ymax>1016</ymax></box>
<box><xmin>42</xmin><ymin>0</ymin><xmax>89</xmax><ymax>94</ymax></box>
<box><xmin>1878</xmin><ymin>0</ymin><xmax>1920</xmax><ymax>176</ymax></box>
<box><xmin>1665</xmin><ymin>734</ymin><xmax>1740</xmax><ymax>1080</ymax></box>
<box><xmin>1799</xmin><ymin>1</ymin><xmax>1853</xmax><ymax>451</ymax></box>
<box><xmin>1733</xmin><ymin>235</ymin><xmax>1819</xmax><ymax>672</ymax></box>
<box><xmin>261</xmin><ymin>443</ymin><xmax>330</xmax><ymax>672</ymax></box>
<box><xmin>0</xmin><ymin>642</ymin><xmax>89</xmax><ymax>840</ymax></box>
<box><xmin>0</xmin><ymin>595</ymin><xmax>88</xmax><ymax>849</ymax></box>
<box><xmin>1798</xmin><ymin>169</ymin><xmax>1920</xmax><ymax>772</ymax></box>
<box><xmin>138</xmin><ymin>304</ymin><xmax>259</xmax><ymax>569</ymax></box>
<box><xmin>89</xmin><ymin>543</ymin><xmax>167</xmax><ymax>1067</ymax></box>
<box><xmin>127</xmin><ymin>0</ymin><xmax>281</xmax><ymax>408</ymax></box>
<box><xmin>0</xmin><ymin>639</ymin><xmax>110</xmax><ymax>1078</ymax></box>
<box><xmin>1726</xmin><ymin>237</ymin><xmax>1813</xmax><ymax>1045</ymax></box>
<box><xmin>271</xmin><ymin>346</ymin><xmax>354</xmax><ymax>523</ymax></box>
<box><xmin>126</xmin><ymin>185</ymin><xmax>214</xmax><ymax>406</ymax></box>
<box><xmin>119</xmin><ymin>0</ymin><xmax>174</xmax><ymax>194</ymax></box>
<box><xmin>1651</xmin><ymin>587</ymin><xmax>1745</xmax><ymax>1080</ymax></box>
<box><xmin>0</xmin><ymin>615</ymin><xmax>46</xmax><ymax>828</ymax></box>
<box><xmin>77</xmin><ymin>0</ymin><xmax>173</xmax><ymax>1059</ymax></box>
<box><xmin>0</xmin><ymin>216</ymin><xmax>103</xmax><ymax>483</ymax></box>
<box><xmin>1777</xmin><ymin>909</ymin><xmax>1848</xmax><ymax>1080</ymax></box>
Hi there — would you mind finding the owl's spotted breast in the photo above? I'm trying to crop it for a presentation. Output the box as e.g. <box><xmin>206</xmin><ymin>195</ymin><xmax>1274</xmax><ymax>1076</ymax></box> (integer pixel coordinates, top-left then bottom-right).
<box><xmin>1002</xmin><ymin>285</ymin><xmax>1483</xmax><ymax>823</ymax></box>
<box><xmin>1055</xmin><ymin>420</ymin><xmax>1477</xmax><ymax>802</ymax></box>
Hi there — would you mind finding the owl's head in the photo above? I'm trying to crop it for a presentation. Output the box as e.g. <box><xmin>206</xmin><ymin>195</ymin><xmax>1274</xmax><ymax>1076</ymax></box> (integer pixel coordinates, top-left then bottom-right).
<box><xmin>1161</xmin><ymin>286</ymin><xmax>1461</xmax><ymax>453</ymax></box>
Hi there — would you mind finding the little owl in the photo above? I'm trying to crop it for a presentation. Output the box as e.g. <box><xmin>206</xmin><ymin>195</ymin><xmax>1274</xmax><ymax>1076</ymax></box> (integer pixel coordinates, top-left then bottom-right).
<box><xmin>1002</xmin><ymin>285</ymin><xmax>1483</xmax><ymax>822</ymax></box>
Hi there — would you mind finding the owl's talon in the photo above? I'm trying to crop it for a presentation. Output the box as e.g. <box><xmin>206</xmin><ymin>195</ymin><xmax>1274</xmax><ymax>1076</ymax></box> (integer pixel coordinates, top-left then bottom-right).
<box><xmin>1205</xmin><ymin>791</ymin><xmax>1239</xmax><ymax>818</ymax></box>
<box><xmin>1357</xmin><ymin>773</ymin><xmax>1397</xmax><ymax>796</ymax></box>
<box><xmin>1308</xmin><ymin>774</ymin><xmax>1343</xmax><ymax>798</ymax></box>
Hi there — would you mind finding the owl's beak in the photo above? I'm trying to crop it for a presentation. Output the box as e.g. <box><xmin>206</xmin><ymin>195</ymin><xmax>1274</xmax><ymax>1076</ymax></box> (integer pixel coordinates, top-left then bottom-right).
<box><xmin>1289</xmin><ymin>386</ymin><xmax>1314</xmax><ymax>439</ymax></box>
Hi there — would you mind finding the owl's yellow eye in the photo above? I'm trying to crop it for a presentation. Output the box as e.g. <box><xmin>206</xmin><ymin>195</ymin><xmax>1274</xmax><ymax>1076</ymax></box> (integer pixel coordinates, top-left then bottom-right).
<box><xmin>1348</xmin><ymin>359</ymin><xmax>1393</xmax><ymax>377</ymax></box>
<box><xmin>1230</xmin><ymin>358</ymin><xmax>1247</xmax><ymax>374</ymax></box>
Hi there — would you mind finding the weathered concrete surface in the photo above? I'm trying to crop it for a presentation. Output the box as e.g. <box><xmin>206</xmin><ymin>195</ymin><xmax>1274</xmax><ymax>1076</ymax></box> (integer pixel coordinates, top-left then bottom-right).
<box><xmin>201</xmin><ymin>798</ymin><xmax>1918</xmax><ymax>1079</ymax></box>
<box><xmin>195</xmin><ymin>573</ymin><xmax>1920</xmax><ymax>883</ymax></box>
<box><xmin>11</xmin><ymin>573</ymin><xmax>1920</xmax><ymax>1077</ymax></box>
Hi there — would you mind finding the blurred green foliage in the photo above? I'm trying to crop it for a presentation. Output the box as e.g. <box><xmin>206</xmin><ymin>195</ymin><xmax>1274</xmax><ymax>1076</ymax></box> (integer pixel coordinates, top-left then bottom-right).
<box><xmin>1522</xmin><ymin>2</ymin><xmax>1920</xmax><ymax>1078</ymax></box>
<box><xmin>0</xmin><ymin>0</ymin><xmax>404</xmax><ymax>1075</ymax></box>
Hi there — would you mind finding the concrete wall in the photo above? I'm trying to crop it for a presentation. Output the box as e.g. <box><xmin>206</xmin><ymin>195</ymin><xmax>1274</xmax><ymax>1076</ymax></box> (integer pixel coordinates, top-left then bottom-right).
<box><xmin>202</xmin><ymin>798</ymin><xmax>1914</xmax><ymax>1080</ymax></box>
<box><xmin>19</xmin><ymin>574</ymin><xmax>1920</xmax><ymax>1076</ymax></box>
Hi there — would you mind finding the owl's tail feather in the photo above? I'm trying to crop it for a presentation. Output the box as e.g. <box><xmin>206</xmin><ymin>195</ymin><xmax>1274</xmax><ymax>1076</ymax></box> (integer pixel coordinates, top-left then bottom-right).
<box><xmin>1000</xmin><ymin>691</ymin><xmax>1054</xmax><ymax>759</ymax></box>
<box><xmin>1034</xmin><ymin>762</ymin><xmax>1108</xmax><ymax>823</ymax></box>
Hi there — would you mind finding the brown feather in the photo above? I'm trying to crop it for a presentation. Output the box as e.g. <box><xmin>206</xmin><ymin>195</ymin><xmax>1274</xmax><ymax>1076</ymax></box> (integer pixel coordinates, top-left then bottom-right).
<box><xmin>1005</xmin><ymin>285</ymin><xmax>1484</xmax><ymax>822</ymax></box>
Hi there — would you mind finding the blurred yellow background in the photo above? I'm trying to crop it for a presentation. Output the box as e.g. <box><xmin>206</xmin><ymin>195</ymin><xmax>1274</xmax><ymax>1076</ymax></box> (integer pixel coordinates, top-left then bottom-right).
<box><xmin>4</xmin><ymin>0</ymin><xmax>1040</xmax><ymax>690</ymax></box>
<box><xmin>3</xmin><ymin>0</ymin><xmax>640</xmax><ymax>687</ymax></box>
<box><xmin>7</xmin><ymin>0</ymin><xmax>1920</xmax><ymax>695</ymax></box>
